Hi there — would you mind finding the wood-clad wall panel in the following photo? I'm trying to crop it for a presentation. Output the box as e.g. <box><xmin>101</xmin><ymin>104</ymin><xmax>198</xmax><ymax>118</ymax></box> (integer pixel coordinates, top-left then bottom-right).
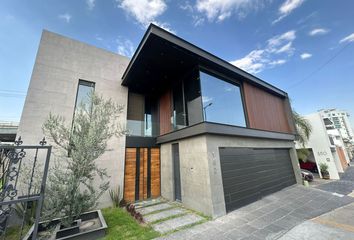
<box><xmin>159</xmin><ymin>90</ymin><xmax>172</xmax><ymax>135</ymax></box>
<box><xmin>124</xmin><ymin>148</ymin><xmax>136</xmax><ymax>202</ymax></box>
<box><xmin>243</xmin><ymin>82</ymin><xmax>292</xmax><ymax>133</ymax></box>
<box><xmin>150</xmin><ymin>148</ymin><xmax>161</xmax><ymax>198</ymax></box>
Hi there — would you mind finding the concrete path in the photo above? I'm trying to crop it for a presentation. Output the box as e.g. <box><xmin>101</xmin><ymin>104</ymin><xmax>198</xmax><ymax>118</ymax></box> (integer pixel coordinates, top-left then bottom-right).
<box><xmin>136</xmin><ymin>200</ymin><xmax>207</xmax><ymax>235</ymax></box>
<box><xmin>279</xmin><ymin>203</ymin><xmax>354</xmax><ymax>240</ymax></box>
<box><xmin>155</xmin><ymin>185</ymin><xmax>354</xmax><ymax>240</ymax></box>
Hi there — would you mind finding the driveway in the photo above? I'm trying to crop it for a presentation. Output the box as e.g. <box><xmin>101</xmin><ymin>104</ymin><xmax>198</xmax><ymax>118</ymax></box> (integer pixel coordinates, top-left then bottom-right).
<box><xmin>316</xmin><ymin>166</ymin><xmax>354</xmax><ymax>195</ymax></box>
<box><xmin>156</xmin><ymin>185</ymin><xmax>354</xmax><ymax>240</ymax></box>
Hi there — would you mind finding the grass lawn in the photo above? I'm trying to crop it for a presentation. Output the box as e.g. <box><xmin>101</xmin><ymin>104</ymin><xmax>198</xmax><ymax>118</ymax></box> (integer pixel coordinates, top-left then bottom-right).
<box><xmin>4</xmin><ymin>225</ymin><xmax>31</xmax><ymax>240</ymax></box>
<box><xmin>102</xmin><ymin>207</ymin><xmax>160</xmax><ymax>240</ymax></box>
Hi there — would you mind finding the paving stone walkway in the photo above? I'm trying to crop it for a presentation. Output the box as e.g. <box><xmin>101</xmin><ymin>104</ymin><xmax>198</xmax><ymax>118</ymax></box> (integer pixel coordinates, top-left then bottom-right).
<box><xmin>136</xmin><ymin>199</ymin><xmax>207</xmax><ymax>235</ymax></box>
<box><xmin>316</xmin><ymin>166</ymin><xmax>354</xmax><ymax>195</ymax></box>
<box><xmin>155</xmin><ymin>185</ymin><xmax>354</xmax><ymax>240</ymax></box>
<box><xmin>279</xmin><ymin>203</ymin><xmax>354</xmax><ymax>239</ymax></box>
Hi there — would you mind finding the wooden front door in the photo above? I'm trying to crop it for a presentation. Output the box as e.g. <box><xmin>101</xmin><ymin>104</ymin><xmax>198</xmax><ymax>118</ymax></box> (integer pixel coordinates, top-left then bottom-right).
<box><xmin>124</xmin><ymin>147</ymin><xmax>160</xmax><ymax>202</ymax></box>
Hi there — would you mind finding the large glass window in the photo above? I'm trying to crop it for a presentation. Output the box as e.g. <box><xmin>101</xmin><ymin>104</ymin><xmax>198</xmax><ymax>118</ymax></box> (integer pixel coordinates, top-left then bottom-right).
<box><xmin>75</xmin><ymin>80</ymin><xmax>95</xmax><ymax>111</ymax></box>
<box><xmin>127</xmin><ymin>93</ymin><xmax>159</xmax><ymax>137</ymax></box>
<box><xmin>172</xmin><ymin>84</ymin><xmax>187</xmax><ymax>130</ymax></box>
<box><xmin>184</xmin><ymin>71</ymin><xmax>203</xmax><ymax>126</ymax></box>
<box><xmin>200</xmin><ymin>71</ymin><xmax>246</xmax><ymax>127</ymax></box>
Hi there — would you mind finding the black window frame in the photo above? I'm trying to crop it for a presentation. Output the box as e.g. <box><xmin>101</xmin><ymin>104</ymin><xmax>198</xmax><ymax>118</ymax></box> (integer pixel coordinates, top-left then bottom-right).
<box><xmin>73</xmin><ymin>79</ymin><xmax>96</xmax><ymax>112</ymax></box>
<box><xmin>198</xmin><ymin>66</ymin><xmax>249</xmax><ymax>128</ymax></box>
<box><xmin>69</xmin><ymin>79</ymin><xmax>95</xmax><ymax>156</ymax></box>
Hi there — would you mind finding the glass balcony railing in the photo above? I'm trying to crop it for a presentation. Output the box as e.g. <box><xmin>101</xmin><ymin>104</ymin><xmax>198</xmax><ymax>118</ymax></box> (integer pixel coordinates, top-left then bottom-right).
<box><xmin>126</xmin><ymin>120</ymin><xmax>158</xmax><ymax>137</ymax></box>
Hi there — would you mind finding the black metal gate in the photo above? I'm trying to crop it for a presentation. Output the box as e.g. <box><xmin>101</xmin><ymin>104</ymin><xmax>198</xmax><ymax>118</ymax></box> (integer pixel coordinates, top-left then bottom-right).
<box><xmin>0</xmin><ymin>137</ymin><xmax>51</xmax><ymax>240</ymax></box>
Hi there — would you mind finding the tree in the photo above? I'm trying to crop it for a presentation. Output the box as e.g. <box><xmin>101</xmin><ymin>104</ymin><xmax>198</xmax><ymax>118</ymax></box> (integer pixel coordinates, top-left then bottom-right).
<box><xmin>42</xmin><ymin>92</ymin><xmax>125</xmax><ymax>226</ymax></box>
<box><xmin>293</xmin><ymin>111</ymin><xmax>312</xmax><ymax>162</ymax></box>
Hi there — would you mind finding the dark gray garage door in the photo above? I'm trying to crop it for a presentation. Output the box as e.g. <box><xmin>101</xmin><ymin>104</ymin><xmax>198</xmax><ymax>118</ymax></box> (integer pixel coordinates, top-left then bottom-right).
<box><xmin>220</xmin><ymin>147</ymin><xmax>296</xmax><ymax>213</ymax></box>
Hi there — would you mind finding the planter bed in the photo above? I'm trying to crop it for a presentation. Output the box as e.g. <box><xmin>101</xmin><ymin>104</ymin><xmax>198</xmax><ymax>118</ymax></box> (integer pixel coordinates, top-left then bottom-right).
<box><xmin>23</xmin><ymin>210</ymin><xmax>107</xmax><ymax>240</ymax></box>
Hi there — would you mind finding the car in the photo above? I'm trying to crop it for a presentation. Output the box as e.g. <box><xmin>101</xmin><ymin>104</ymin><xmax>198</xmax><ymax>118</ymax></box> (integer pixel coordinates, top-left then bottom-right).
<box><xmin>299</xmin><ymin>161</ymin><xmax>318</xmax><ymax>173</ymax></box>
<box><xmin>301</xmin><ymin>169</ymin><xmax>314</xmax><ymax>182</ymax></box>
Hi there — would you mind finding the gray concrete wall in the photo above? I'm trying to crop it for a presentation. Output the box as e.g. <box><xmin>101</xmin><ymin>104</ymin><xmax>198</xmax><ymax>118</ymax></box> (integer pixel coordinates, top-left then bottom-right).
<box><xmin>161</xmin><ymin>134</ymin><xmax>301</xmax><ymax>218</ymax></box>
<box><xmin>160</xmin><ymin>136</ymin><xmax>213</xmax><ymax>216</ymax></box>
<box><xmin>17</xmin><ymin>30</ymin><xmax>130</xmax><ymax>207</ymax></box>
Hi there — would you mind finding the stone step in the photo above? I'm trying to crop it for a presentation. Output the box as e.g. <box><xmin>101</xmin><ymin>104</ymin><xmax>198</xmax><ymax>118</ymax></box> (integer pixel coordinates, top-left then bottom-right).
<box><xmin>137</xmin><ymin>203</ymin><xmax>173</xmax><ymax>215</ymax></box>
<box><xmin>144</xmin><ymin>208</ymin><xmax>186</xmax><ymax>223</ymax></box>
<box><xmin>134</xmin><ymin>198</ymin><xmax>164</xmax><ymax>209</ymax></box>
<box><xmin>152</xmin><ymin>214</ymin><xmax>204</xmax><ymax>234</ymax></box>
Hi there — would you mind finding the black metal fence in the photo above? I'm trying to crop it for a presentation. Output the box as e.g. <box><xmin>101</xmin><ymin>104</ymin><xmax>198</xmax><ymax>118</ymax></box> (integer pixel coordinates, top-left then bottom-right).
<box><xmin>0</xmin><ymin>137</ymin><xmax>51</xmax><ymax>240</ymax></box>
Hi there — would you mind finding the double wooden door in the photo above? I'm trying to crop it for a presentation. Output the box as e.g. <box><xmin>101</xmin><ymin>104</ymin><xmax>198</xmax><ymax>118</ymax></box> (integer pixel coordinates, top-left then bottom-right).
<box><xmin>124</xmin><ymin>147</ymin><xmax>160</xmax><ymax>202</ymax></box>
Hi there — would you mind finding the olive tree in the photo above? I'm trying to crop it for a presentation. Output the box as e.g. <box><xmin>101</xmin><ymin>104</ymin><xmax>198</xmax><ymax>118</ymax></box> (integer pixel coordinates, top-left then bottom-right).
<box><xmin>42</xmin><ymin>92</ymin><xmax>125</xmax><ymax>226</ymax></box>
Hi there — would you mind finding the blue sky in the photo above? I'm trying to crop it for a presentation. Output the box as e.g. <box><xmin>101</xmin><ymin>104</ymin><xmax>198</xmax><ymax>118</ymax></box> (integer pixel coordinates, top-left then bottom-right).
<box><xmin>1</xmin><ymin>0</ymin><xmax>354</xmax><ymax>126</ymax></box>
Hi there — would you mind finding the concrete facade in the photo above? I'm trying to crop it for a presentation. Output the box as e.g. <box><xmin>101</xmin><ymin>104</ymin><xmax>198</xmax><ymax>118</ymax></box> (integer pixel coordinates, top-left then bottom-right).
<box><xmin>17</xmin><ymin>30</ymin><xmax>130</xmax><ymax>207</ymax></box>
<box><xmin>161</xmin><ymin>134</ymin><xmax>301</xmax><ymax>218</ymax></box>
<box><xmin>18</xmin><ymin>28</ymin><xmax>300</xmax><ymax>217</ymax></box>
<box><xmin>319</xmin><ymin>109</ymin><xmax>354</xmax><ymax>141</ymax></box>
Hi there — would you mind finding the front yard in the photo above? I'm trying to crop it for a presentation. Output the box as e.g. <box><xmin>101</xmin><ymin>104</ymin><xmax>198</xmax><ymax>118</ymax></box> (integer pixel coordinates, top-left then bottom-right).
<box><xmin>102</xmin><ymin>207</ymin><xmax>159</xmax><ymax>240</ymax></box>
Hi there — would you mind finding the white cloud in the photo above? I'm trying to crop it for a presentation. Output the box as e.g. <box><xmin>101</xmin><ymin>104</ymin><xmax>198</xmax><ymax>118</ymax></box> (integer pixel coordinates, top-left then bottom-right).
<box><xmin>267</xmin><ymin>30</ymin><xmax>296</xmax><ymax>49</ymax></box>
<box><xmin>95</xmin><ymin>35</ymin><xmax>103</xmax><ymax>41</ymax></box>
<box><xmin>86</xmin><ymin>0</ymin><xmax>95</xmax><ymax>10</ymax></box>
<box><xmin>275</xmin><ymin>42</ymin><xmax>294</xmax><ymax>54</ymax></box>
<box><xmin>269</xmin><ymin>59</ymin><xmax>286</xmax><ymax>66</ymax></box>
<box><xmin>273</xmin><ymin>0</ymin><xmax>304</xmax><ymax>24</ymax></box>
<box><xmin>300</xmin><ymin>53</ymin><xmax>312</xmax><ymax>59</ymax></box>
<box><xmin>181</xmin><ymin>0</ymin><xmax>268</xmax><ymax>24</ymax></box>
<box><xmin>309</xmin><ymin>28</ymin><xmax>329</xmax><ymax>36</ymax></box>
<box><xmin>202</xmin><ymin>96</ymin><xmax>213</xmax><ymax>103</ymax></box>
<box><xmin>117</xmin><ymin>0</ymin><xmax>174</xmax><ymax>32</ymax></box>
<box><xmin>339</xmin><ymin>33</ymin><xmax>354</xmax><ymax>44</ymax></box>
<box><xmin>231</xmin><ymin>50</ymin><xmax>265</xmax><ymax>73</ymax></box>
<box><xmin>152</xmin><ymin>22</ymin><xmax>176</xmax><ymax>34</ymax></box>
<box><xmin>116</xmin><ymin>38</ymin><xmax>135</xmax><ymax>57</ymax></box>
<box><xmin>58</xmin><ymin>13</ymin><xmax>71</xmax><ymax>23</ymax></box>
<box><xmin>231</xmin><ymin>30</ymin><xmax>296</xmax><ymax>73</ymax></box>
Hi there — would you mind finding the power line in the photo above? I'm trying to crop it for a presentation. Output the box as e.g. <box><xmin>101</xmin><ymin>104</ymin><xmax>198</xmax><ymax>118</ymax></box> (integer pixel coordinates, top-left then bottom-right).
<box><xmin>0</xmin><ymin>93</ymin><xmax>26</xmax><ymax>98</ymax></box>
<box><xmin>287</xmin><ymin>41</ymin><xmax>352</xmax><ymax>89</ymax></box>
<box><xmin>0</xmin><ymin>89</ymin><xmax>27</xmax><ymax>94</ymax></box>
<box><xmin>0</xmin><ymin>89</ymin><xmax>27</xmax><ymax>98</ymax></box>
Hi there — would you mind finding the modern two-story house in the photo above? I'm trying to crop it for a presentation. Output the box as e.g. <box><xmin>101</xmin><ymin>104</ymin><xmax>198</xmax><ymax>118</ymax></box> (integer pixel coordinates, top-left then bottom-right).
<box><xmin>17</xmin><ymin>24</ymin><xmax>301</xmax><ymax>218</ymax></box>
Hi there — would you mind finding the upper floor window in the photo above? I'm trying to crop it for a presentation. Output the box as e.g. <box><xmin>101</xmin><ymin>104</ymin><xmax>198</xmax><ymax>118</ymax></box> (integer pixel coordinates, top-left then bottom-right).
<box><xmin>126</xmin><ymin>92</ymin><xmax>159</xmax><ymax>137</ymax></box>
<box><xmin>199</xmin><ymin>71</ymin><xmax>246</xmax><ymax>127</ymax></box>
<box><xmin>75</xmin><ymin>80</ymin><xmax>95</xmax><ymax>111</ymax></box>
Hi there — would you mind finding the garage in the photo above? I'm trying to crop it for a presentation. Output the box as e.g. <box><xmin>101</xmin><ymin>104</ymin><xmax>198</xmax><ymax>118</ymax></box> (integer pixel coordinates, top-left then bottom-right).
<box><xmin>220</xmin><ymin>147</ymin><xmax>296</xmax><ymax>213</ymax></box>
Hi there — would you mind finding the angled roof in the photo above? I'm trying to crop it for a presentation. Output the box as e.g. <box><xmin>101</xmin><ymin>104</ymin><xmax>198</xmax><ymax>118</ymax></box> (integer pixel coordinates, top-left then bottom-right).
<box><xmin>122</xmin><ymin>24</ymin><xmax>288</xmax><ymax>97</ymax></box>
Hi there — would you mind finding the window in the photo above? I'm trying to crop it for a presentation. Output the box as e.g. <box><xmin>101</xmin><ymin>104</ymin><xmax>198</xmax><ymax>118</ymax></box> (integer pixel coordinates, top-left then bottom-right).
<box><xmin>75</xmin><ymin>80</ymin><xmax>95</xmax><ymax>111</ymax></box>
<box><xmin>199</xmin><ymin>71</ymin><xmax>246</xmax><ymax>127</ymax></box>
<box><xmin>184</xmin><ymin>71</ymin><xmax>203</xmax><ymax>126</ymax></box>
<box><xmin>172</xmin><ymin>83</ymin><xmax>187</xmax><ymax>130</ymax></box>
<box><xmin>70</xmin><ymin>80</ymin><xmax>95</xmax><ymax>156</ymax></box>
<box><xmin>126</xmin><ymin>92</ymin><xmax>159</xmax><ymax>137</ymax></box>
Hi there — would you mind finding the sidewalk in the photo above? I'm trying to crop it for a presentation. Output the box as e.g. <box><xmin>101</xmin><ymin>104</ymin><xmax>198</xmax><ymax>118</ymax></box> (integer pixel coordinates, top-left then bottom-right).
<box><xmin>279</xmin><ymin>203</ymin><xmax>354</xmax><ymax>240</ymax></box>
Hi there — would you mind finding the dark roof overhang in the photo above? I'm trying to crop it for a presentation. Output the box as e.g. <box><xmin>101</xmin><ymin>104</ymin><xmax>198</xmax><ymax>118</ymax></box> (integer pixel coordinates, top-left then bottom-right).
<box><xmin>121</xmin><ymin>24</ymin><xmax>288</xmax><ymax>97</ymax></box>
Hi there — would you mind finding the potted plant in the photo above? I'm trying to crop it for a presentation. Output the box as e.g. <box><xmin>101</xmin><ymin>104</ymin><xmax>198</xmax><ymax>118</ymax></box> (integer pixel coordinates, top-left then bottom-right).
<box><xmin>24</xmin><ymin>92</ymin><xmax>125</xmax><ymax>239</ymax></box>
<box><xmin>319</xmin><ymin>163</ymin><xmax>330</xmax><ymax>179</ymax></box>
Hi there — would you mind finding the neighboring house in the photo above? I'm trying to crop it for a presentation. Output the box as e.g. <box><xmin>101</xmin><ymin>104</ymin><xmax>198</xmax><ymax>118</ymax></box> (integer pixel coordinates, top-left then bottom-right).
<box><xmin>296</xmin><ymin>113</ymin><xmax>350</xmax><ymax>180</ymax></box>
<box><xmin>17</xmin><ymin>24</ymin><xmax>301</xmax><ymax>218</ymax></box>
<box><xmin>319</xmin><ymin>109</ymin><xmax>354</xmax><ymax>151</ymax></box>
<box><xmin>0</xmin><ymin>121</ymin><xmax>18</xmax><ymax>143</ymax></box>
